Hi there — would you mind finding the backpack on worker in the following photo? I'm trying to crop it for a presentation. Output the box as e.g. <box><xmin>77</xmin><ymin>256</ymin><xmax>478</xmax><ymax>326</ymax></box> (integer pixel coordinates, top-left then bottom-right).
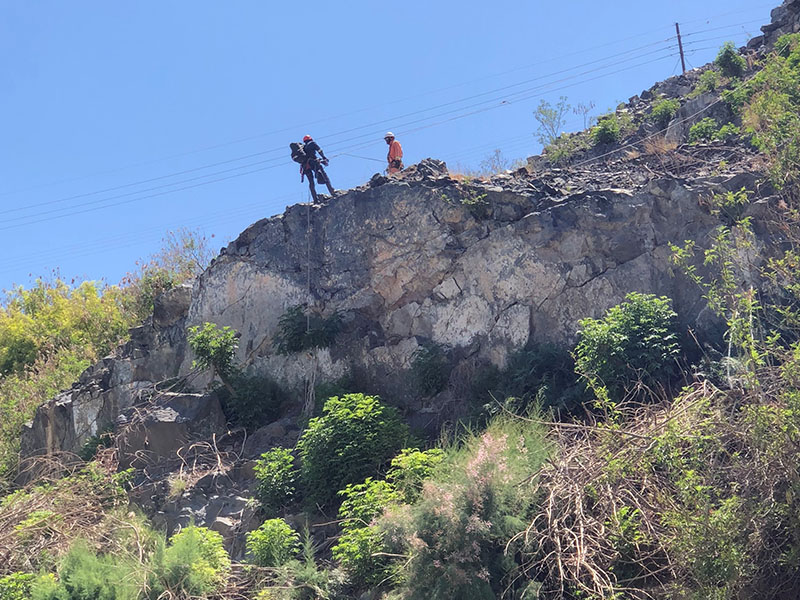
<box><xmin>289</xmin><ymin>142</ymin><xmax>307</xmax><ymax>164</ymax></box>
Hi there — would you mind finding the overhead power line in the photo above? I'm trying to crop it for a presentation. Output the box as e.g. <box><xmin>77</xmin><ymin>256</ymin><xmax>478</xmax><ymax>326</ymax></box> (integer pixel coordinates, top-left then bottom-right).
<box><xmin>0</xmin><ymin>10</ymin><xmax>774</xmax><ymax>243</ymax></box>
<box><xmin>4</xmin><ymin>39</ymin><xmax>680</xmax><ymax>223</ymax></box>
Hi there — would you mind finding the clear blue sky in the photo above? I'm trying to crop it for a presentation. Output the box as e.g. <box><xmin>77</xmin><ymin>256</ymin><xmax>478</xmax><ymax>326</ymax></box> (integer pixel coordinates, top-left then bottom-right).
<box><xmin>0</xmin><ymin>1</ymin><xmax>776</xmax><ymax>293</ymax></box>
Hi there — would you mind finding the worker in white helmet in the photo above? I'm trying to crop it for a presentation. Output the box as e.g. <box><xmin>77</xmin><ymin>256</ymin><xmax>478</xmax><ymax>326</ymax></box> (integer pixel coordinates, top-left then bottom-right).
<box><xmin>384</xmin><ymin>132</ymin><xmax>404</xmax><ymax>175</ymax></box>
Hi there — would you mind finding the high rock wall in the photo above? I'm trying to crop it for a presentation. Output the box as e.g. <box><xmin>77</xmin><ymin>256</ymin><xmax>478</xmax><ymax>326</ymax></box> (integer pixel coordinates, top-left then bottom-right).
<box><xmin>21</xmin><ymin>157</ymin><xmax>770</xmax><ymax>459</ymax></box>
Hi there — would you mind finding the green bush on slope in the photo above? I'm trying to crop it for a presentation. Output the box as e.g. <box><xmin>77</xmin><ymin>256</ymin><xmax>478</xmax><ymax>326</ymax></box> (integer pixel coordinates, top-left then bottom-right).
<box><xmin>575</xmin><ymin>292</ymin><xmax>681</xmax><ymax>402</ymax></box>
<box><xmin>297</xmin><ymin>393</ymin><xmax>407</xmax><ymax>507</ymax></box>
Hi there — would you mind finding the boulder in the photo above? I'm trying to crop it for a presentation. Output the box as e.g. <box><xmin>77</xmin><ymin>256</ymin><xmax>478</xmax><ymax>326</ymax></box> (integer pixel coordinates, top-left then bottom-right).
<box><xmin>116</xmin><ymin>393</ymin><xmax>226</xmax><ymax>469</ymax></box>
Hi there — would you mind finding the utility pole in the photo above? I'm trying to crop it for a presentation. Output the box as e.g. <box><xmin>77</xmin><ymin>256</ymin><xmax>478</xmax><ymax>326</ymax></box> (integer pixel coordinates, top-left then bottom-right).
<box><xmin>675</xmin><ymin>22</ymin><xmax>687</xmax><ymax>74</ymax></box>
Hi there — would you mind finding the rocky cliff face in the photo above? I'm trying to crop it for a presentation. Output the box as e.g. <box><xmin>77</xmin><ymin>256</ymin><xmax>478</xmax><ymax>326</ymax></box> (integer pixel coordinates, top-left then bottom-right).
<box><xmin>22</xmin><ymin>152</ymin><xmax>775</xmax><ymax>552</ymax></box>
<box><xmin>17</xmin><ymin>0</ymin><xmax>797</xmax><ymax>550</ymax></box>
<box><xmin>22</xmin><ymin>149</ymin><xmax>772</xmax><ymax>462</ymax></box>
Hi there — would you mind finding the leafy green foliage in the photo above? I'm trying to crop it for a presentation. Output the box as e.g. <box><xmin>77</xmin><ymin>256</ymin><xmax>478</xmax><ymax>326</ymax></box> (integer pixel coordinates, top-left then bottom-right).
<box><xmin>704</xmin><ymin>187</ymin><xmax>750</xmax><ymax>226</ymax></box>
<box><xmin>246</xmin><ymin>519</ymin><xmax>300</xmax><ymax>567</ymax></box>
<box><xmin>382</xmin><ymin>418</ymin><xmax>550</xmax><ymax>600</ymax></box>
<box><xmin>220</xmin><ymin>374</ymin><xmax>285</xmax><ymax>428</ymax></box>
<box><xmin>187</xmin><ymin>322</ymin><xmax>286</xmax><ymax>428</ymax></box>
<box><xmin>187</xmin><ymin>322</ymin><xmax>238</xmax><ymax>381</ymax></box>
<box><xmin>689</xmin><ymin>69</ymin><xmax>721</xmax><ymax>98</ymax></box>
<box><xmin>724</xmin><ymin>33</ymin><xmax>800</xmax><ymax>188</ymax></box>
<box><xmin>471</xmin><ymin>344</ymin><xmax>584</xmax><ymax>415</ymax></box>
<box><xmin>149</xmin><ymin>526</ymin><xmax>230</xmax><ymax>598</ymax></box>
<box><xmin>297</xmin><ymin>394</ymin><xmax>407</xmax><ymax>506</ymax></box>
<box><xmin>411</xmin><ymin>343</ymin><xmax>450</xmax><ymax>396</ymax></box>
<box><xmin>0</xmin><ymin>573</ymin><xmax>36</xmax><ymax>600</ymax></box>
<box><xmin>543</xmin><ymin>132</ymin><xmax>590</xmax><ymax>164</ymax></box>
<box><xmin>533</xmin><ymin>96</ymin><xmax>571</xmax><ymax>146</ymax></box>
<box><xmin>688</xmin><ymin>117</ymin><xmax>719</xmax><ymax>143</ymax></box>
<box><xmin>333</xmin><ymin>479</ymin><xmax>400</xmax><ymax>586</ymax></box>
<box><xmin>254</xmin><ymin>448</ymin><xmax>298</xmax><ymax>514</ymax></box>
<box><xmin>591</xmin><ymin>111</ymin><xmax>633</xmax><ymax>146</ymax></box>
<box><xmin>714</xmin><ymin>41</ymin><xmax>746</xmax><ymax>79</ymax></box>
<box><xmin>386</xmin><ymin>448</ymin><xmax>445</xmax><ymax>503</ymax></box>
<box><xmin>575</xmin><ymin>293</ymin><xmax>681</xmax><ymax>402</ymax></box>
<box><xmin>31</xmin><ymin>542</ymin><xmax>139</xmax><ymax>600</ymax></box>
<box><xmin>592</xmin><ymin>115</ymin><xmax>621</xmax><ymax>145</ymax></box>
<box><xmin>648</xmin><ymin>98</ymin><xmax>680</xmax><ymax>128</ymax></box>
<box><xmin>713</xmin><ymin>122</ymin><xmax>740</xmax><ymax>142</ymax></box>
<box><xmin>273</xmin><ymin>305</ymin><xmax>341</xmax><ymax>355</ymax></box>
<box><xmin>0</xmin><ymin>280</ymin><xmax>128</xmax><ymax>378</ymax></box>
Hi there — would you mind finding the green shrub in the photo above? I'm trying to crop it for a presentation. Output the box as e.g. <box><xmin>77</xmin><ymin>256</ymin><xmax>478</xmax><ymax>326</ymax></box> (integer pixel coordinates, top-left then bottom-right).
<box><xmin>77</xmin><ymin>427</ymin><xmax>114</xmax><ymax>462</ymax></box>
<box><xmin>689</xmin><ymin>69</ymin><xmax>722</xmax><ymax>98</ymax></box>
<box><xmin>297</xmin><ymin>394</ymin><xmax>408</xmax><ymax>506</ymax></box>
<box><xmin>150</xmin><ymin>526</ymin><xmax>230</xmax><ymax>598</ymax></box>
<box><xmin>713</xmin><ymin>122</ymin><xmax>741</xmax><ymax>142</ymax></box>
<box><xmin>254</xmin><ymin>448</ymin><xmax>297</xmax><ymax>514</ymax></box>
<box><xmin>247</xmin><ymin>519</ymin><xmax>300</xmax><ymax>567</ymax></box>
<box><xmin>32</xmin><ymin>542</ymin><xmax>139</xmax><ymax>600</ymax></box>
<box><xmin>332</xmin><ymin>449</ymin><xmax>445</xmax><ymax>585</ymax></box>
<box><xmin>470</xmin><ymin>344</ymin><xmax>584</xmax><ymax>414</ymax></box>
<box><xmin>649</xmin><ymin>99</ymin><xmax>680</xmax><ymax>128</ymax></box>
<box><xmin>575</xmin><ymin>292</ymin><xmax>681</xmax><ymax>402</ymax></box>
<box><xmin>591</xmin><ymin>111</ymin><xmax>633</xmax><ymax>146</ymax></box>
<box><xmin>273</xmin><ymin>305</ymin><xmax>341</xmax><ymax>355</ymax></box>
<box><xmin>411</xmin><ymin>343</ymin><xmax>450</xmax><ymax>396</ymax></box>
<box><xmin>0</xmin><ymin>573</ymin><xmax>36</xmax><ymax>600</ymax></box>
<box><xmin>688</xmin><ymin>117</ymin><xmax>719</xmax><ymax>143</ymax></box>
<box><xmin>333</xmin><ymin>478</ymin><xmax>400</xmax><ymax>585</ymax></box>
<box><xmin>383</xmin><ymin>418</ymin><xmax>549</xmax><ymax>600</ymax></box>
<box><xmin>386</xmin><ymin>448</ymin><xmax>445</xmax><ymax>503</ymax></box>
<box><xmin>332</xmin><ymin>526</ymin><xmax>389</xmax><ymax>588</ymax></box>
<box><xmin>221</xmin><ymin>374</ymin><xmax>285</xmax><ymax>428</ymax></box>
<box><xmin>187</xmin><ymin>322</ymin><xmax>238</xmax><ymax>381</ymax></box>
<box><xmin>724</xmin><ymin>33</ymin><xmax>800</xmax><ymax>187</ymax></box>
<box><xmin>715</xmin><ymin>41</ymin><xmax>746</xmax><ymax>79</ymax></box>
<box><xmin>337</xmin><ymin>479</ymin><xmax>399</xmax><ymax>529</ymax></box>
<box><xmin>544</xmin><ymin>132</ymin><xmax>590</xmax><ymax>164</ymax></box>
<box><xmin>592</xmin><ymin>115</ymin><xmax>621</xmax><ymax>145</ymax></box>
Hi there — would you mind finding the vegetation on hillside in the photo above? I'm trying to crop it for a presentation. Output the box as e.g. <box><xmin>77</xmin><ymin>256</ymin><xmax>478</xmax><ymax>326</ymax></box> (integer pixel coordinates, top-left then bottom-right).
<box><xmin>5</xmin><ymin>35</ymin><xmax>800</xmax><ymax>600</ymax></box>
<box><xmin>0</xmin><ymin>229</ymin><xmax>211</xmax><ymax>488</ymax></box>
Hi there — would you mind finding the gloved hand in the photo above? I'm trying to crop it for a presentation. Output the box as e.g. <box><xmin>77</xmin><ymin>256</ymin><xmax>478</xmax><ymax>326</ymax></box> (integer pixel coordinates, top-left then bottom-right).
<box><xmin>322</xmin><ymin>158</ymin><xmax>330</xmax><ymax>166</ymax></box>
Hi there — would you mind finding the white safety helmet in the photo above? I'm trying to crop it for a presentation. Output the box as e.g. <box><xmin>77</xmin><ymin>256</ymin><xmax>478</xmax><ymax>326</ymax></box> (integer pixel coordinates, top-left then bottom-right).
<box><xmin>384</xmin><ymin>132</ymin><xmax>395</xmax><ymax>139</ymax></box>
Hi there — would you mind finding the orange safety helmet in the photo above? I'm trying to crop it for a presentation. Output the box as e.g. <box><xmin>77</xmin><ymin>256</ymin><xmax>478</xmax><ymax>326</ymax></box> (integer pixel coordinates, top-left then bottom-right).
<box><xmin>303</xmin><ymin>135</ymin><xmax>312</xmax><ymax>142</ymax></box>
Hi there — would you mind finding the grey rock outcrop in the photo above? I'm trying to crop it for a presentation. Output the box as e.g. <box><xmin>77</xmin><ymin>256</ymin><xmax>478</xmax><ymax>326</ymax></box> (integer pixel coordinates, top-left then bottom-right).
<box><xmin>20</xmin><ymin>284</ymin><xmax>192</xmax><ymax>461</ymax></box>
<box><xmin>759</xmin><ymin>0</ymin><xmax>800</xmax><ymax>47</ymax></box>
<box><xmin>21</xmin><ymin>156</ymin><xmax>775</xmax><ymax>460</ymax></box>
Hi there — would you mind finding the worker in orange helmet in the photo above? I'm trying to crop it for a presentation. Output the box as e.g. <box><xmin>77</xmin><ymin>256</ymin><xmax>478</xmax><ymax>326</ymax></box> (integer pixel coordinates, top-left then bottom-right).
<box><xmin>384</xmin><ymin>132</ymin><xmax>404</xmax><ymax>175</ymax></box>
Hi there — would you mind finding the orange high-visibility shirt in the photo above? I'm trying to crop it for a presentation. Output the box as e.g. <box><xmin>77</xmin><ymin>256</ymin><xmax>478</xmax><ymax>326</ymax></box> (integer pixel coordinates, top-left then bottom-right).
<box><xmin>387</xmin><ymin>140</ymin><xmax>403</xmax><ymax>164</ymax></box>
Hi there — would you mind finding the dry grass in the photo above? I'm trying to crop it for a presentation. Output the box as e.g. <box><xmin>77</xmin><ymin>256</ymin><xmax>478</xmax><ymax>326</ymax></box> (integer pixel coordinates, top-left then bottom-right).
<box><xmin>643</xmin><ymin>136</ymin><xmax>678</xmax><ymax>156</ymax></box>
<box><xmin>507</xmin><ymin>375</ymin><xmax>800</xmax><ymax>599</ymax></box>
<box><xmin>0</xmin><ymin>449</ymin><xmax>148</xmax><ymax>574</ymax></box>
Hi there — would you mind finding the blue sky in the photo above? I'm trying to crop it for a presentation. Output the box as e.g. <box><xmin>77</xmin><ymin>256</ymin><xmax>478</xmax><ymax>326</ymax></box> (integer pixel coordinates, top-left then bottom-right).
<box><xmin>0</xmin><ymin>1</ymin><xmax>777</xmax><ymax>293</ymax></box>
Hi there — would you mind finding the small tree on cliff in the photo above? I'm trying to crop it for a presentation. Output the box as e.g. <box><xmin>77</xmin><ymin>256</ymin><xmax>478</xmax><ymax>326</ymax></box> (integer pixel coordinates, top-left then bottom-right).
<box><xmin>187</xmin><ymin>322</ymin><xmax>238</xmax><ymax>394</ymax></box>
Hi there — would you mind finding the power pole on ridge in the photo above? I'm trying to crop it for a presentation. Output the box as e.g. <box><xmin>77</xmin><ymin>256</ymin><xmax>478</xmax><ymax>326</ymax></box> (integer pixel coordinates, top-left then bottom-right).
<box><xmin>675</xmin><ymin>22</ymin><xmax>687</xmax><ymax>74</ymax></box>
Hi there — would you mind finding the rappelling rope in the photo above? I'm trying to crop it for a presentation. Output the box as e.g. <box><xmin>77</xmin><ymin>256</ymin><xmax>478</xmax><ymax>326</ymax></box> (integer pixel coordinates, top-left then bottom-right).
<box><xmin>333</xmin><ymin>152</ymin><xmax>386</xmax><ymax>163</ymax></box>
